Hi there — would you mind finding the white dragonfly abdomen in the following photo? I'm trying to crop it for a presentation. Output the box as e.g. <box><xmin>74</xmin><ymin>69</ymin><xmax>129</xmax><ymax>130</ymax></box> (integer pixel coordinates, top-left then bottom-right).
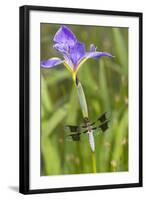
<box><xmin>88</xmin><ymin>130</ymin><xmax>95</xmax><ymax>152</ymax></box>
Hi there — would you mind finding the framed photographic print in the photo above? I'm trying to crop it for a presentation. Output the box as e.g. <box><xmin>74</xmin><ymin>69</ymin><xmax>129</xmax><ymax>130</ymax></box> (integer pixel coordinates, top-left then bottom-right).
<box><xmin>19</xmin><ymin>5</ymin><xmax>143</xmax><ymax>194</ymax></box>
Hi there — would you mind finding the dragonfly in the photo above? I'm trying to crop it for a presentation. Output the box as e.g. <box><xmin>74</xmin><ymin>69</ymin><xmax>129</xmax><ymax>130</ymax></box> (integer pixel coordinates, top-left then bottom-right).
<box><xmin>65</xmin><ymin>112</ymin><xmax>110</xmax><ymax>152</ymax></box>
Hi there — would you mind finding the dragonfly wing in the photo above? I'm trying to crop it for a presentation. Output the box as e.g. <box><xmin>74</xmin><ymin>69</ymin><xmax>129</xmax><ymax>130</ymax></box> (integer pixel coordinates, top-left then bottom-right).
<box><xmin>97</xmin><ymin>112</ymin><xmax>107</xmax><ymax>122</ymax></box>
<box><xmin>65</xmin><ymin>125</ymin><xmax>80</xmax><ymax>132</ymax></box>
<box><xmin>98</xmin><ymin>120</ymin><xmax>109</xmax><ymax>132</ymax></box>
<box><xmin>67</xmin><ymin>133</ymin><xmax>81</xmax><ymax>141</ymax></box>
<box><xmin>92</xmin><ymin>127</ymin><xmax>97</xmax><ymax>131</ymax></box>
<box><xmin>97</xmin><ymin>112</ymin><xmax>111</xmax><ymax>122</ymax></box>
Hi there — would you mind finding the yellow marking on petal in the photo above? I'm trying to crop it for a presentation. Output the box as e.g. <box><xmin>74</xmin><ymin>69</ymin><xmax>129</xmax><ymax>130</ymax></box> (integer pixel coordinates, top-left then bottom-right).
<box><xmin>63</xmin><ymin>61</ymin><xmax>73</xmax><ymax>74</ymax></box>
<box><xmin>76</xmin><ymin>57</ymin><xmax>89</xmax><ymax>74</ymax></box>
<box><xmin>63</xmin><ymin>61</ymin><xmax>78</xmax><ymax>84</ymax></box>
<box><xmin>72</xmin><ymin>72</ymin><xmax>77</xmax><ymax>85</ymax></box>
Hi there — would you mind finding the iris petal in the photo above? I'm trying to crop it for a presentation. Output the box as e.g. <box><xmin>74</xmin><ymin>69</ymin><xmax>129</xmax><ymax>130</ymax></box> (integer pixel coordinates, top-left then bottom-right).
<box><xmin>85</xmin><ymin>51</ymin><xmax>113</xmax><ymax>59</ymax></box>
<box><xmin>40</xmin><ymin>57</ymin><xmax>64</xmax><ymax>68</ymax></box>
<box><xmin>53</xmin><ymin>43</ymin><xmax>74</xmax><ymax>69</ymax></box>
<box><xmin>53</xmin><ymin>25</ymin><xmax>77</xmax><ymax>47</ymax></box>
<box><xmin>53</xmin><ymin>43</ymin><xmax>68</xmax><ymax>53</ymax></box>
<box><xmin>90</xmin><ymin>44</ymin><xmax>97</xmax><ymax>52</ymax></box>
<box><xmin>41</xmin><ymin>26</ymin><xmax>114</xmax><ymax>78</ymax></box>
<box><xmin>75</xmin><ymin>51</ymin><xmax>113</xmax><ymax>74</ymax></box>
<box><xmin>69</xmin><ymin>41</ymin><xmax>86</xmax><ymax>68</ymax></box>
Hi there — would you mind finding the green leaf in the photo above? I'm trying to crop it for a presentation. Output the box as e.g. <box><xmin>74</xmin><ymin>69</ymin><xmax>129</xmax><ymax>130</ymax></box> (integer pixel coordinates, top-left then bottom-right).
<box><xmin>76</xmin><ymin>82</ymin><xmax>88</xmax><ymax>118</ymax></box>
<box><xmin>112</xmin><ymin>28</ymin><xmax>128</xmax><ymax>75</ymax></box>
<box><xmin>42</xmin><ymin>104</ymin><xmax>67</xmax><ymax>137</ymax></box>
<box><xmin>41</xmin><ymin>135</ymin><xmax>61</xmax><ymax>175</ymax></box>
<box><xmin>46</xmin><ymin>69</ymin><xmax>70</xmax><ymax>85</ymax></box>
<box><xmin>105</xmin><ymin>61</ymin><xmax>124</xmax><ymax>75</ymax></box>
<box><xmin>111</xmin><ymin>110</ymin><xmax>128</xmax><ymax>171</ymax></box>
<box><xmin>78</xmin><ymin>62</ymin><xmax>98</xmax><ymax>91</ymax></box>
<box><xmin>41</xmin><ymin>75</ymin><xmax>53</xmax><ymax>112</ymax></box>
<box><xmin>98</xmin><ymin>59</ymin><xmax>111</xmax><ymax>110</ymax></box>
<box><xmin>65</xmin><ymin>86</ymin><xmax>79</xmax><ymax>124</ymax></box>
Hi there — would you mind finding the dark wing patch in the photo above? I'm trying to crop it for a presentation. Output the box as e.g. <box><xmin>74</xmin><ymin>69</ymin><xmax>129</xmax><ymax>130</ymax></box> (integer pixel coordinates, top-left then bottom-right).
<box><xmin>67</xmin><ymin>133</ymin><xmax>81</xmax><ymax>141</ymax></box>
<box><xmin>65</xmin><ymin>125</ymin><xmax>81</xmax><ymax>141</ymax></box>
<box><xmin>83</xmin><ymin>129</ymin><xmax>88</xmax><ymax>133</ymax></box>
<box><xmin>97</xmin><ymin>112</ymin><xmax>107</xmax><ymax>122</ymax></box>
<box><xmin>98</xmin><ymin>120</ymin><xmax>109</xmax><ymax>132</ymax></box>
<box><xmin>65</xmin><ymin>125</ymin><xmax>80</xmax><ymax>132</ymax></box>
<box><xmin>97</xmin><ymin>112</ymin><xmax>111</xmax><ymax>122</ymax></box>
<box><xmin>92</xmin><ymin>127</ymin><xmax>97</xmax><ymax>131</ymax></box>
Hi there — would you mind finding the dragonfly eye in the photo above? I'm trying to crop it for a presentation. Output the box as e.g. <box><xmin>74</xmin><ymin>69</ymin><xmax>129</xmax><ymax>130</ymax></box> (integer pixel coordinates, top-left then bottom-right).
<box><xmin>84</xmin><ymin>117</ymin><xmax>89</xmax><ymax>123</ymax></box>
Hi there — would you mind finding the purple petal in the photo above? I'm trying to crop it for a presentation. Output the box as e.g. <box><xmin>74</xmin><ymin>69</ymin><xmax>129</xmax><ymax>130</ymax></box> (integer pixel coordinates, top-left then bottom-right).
<box><xmin>76</xmin><ymin>51</ymin><xmax>113</xmax><ymax>72</ymax></box>
<box><xmin>53</xmin><ymin>25</ymin><xmax>77</xmax><ymax>47</ymax></box>
<box><xmin>40</xmin><ymin>57</ymin><xmax>64</xmax><ymax>68</ymax></box>
<box><xmin>85</xmin><ymin>51</ymin><xmax>113</xmax><ymax>59</ymax></box>
<box><xmin>90</xmin><ymin>44</ymin><xmax>97</xmax><ymax>52</ymax></box>
<box><xmin>69</xmin><ymin>41</ymin><xmax>86</xmax><ymax>67</ymax></box>
<box><xmin>53</xmin><ymin>43</ymin><xmax>68</xmax><ymax>53</ymax></box>
<box><xmin>53</xmin><ymin>43</ymin><xmax>74</xmax><ymax>69</ymax></box>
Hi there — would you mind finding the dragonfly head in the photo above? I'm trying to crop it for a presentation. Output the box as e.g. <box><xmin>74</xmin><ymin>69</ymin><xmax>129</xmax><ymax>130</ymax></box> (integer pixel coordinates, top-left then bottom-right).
<box><xmin>84</xmin><ymin>117</ymin><xmax>89</xmax><ymax>123</ymax></box>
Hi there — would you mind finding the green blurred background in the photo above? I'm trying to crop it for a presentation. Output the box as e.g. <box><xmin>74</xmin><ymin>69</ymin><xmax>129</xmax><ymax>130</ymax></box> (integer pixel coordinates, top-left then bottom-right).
<box><xmin>40</xmin><ymin>24</ymin><xmax>128</xmax><ymax>176</ymax></box>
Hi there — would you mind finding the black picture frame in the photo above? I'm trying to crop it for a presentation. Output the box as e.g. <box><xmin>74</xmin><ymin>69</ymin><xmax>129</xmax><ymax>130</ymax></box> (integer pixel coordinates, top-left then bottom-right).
<box><xmin>19</xmin><ymin>5</ymin><xmax>143</xmax><ymax>194</ymax></box>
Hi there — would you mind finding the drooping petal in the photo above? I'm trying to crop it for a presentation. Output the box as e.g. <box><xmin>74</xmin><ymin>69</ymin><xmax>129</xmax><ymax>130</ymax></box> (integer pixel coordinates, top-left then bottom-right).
<box><xmin>69</xmin><ymin>41</ymin><xmax>86</xmax><ymax>68</ymax></box>
<box><xmin>85</xmin><ymin>51</ymin><xmax>113</xmax><ymax>59</ymax></box>
<box><xmin>75</xmin><ymin>51</ymin><xmax>113</xmax><ymax>74</ymax></box>
<box><xmin>53</xmin><ymin>25</ymin><xmax>77</xmax><ymax>47</ymax></box>
<box><xmin>40</xmin><ymin>57</ymin><xmax>64</xmax><ymax>68</ymax></box>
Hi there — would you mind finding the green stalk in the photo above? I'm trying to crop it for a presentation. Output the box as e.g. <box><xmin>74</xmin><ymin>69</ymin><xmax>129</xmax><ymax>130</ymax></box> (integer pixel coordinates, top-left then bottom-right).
<box><xmin>75</xmin><ymin>79</ymin><xmax>97</xmax><ymax>173</ymax></box>
<box><xmin>91</xmin><ymin>152</ymin><xmax>97</xmax><ymax>173</ymax></box>
<box><xmin>76</xmin><ymin>81</ymin><xmax>88</xmax><ymax>118</ymax></box>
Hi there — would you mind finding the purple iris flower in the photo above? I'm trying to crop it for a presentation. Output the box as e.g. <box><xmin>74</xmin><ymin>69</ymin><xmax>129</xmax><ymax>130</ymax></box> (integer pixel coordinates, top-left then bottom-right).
<box><xmin>41</xmin><ymin>25</ymin><xmax>113</xmax><ymax>81</ymax></box>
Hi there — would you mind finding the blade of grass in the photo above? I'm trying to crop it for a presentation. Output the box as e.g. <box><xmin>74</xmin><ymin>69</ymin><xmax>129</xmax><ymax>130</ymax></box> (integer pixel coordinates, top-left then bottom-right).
<box><xmin>65</xmin><ymin>86</ymin><xmax>79</xmax><ymax>124</ymax></box>
<box><xmin>110</xmin><ymin>109</ymin><xmax>128</xmax><ymax>171</ymax></box>
<box><xmin>42</xmin><ymin>104</ymin><xmax>67</xmax><ymax>137</ymax></box>
<box><xmin>99</xmin><ymin>59</ymin><xmax>111</xmax><ymax>110</ymax></box>
<box><xmin>46</xmin><ymin>69</ymin><xmax>70</xmax><ymax>86</ymax></box>
<box><xmin>41</xmin><ymin>75</ymin><xmax>53</xmax><ymax>112</ymax></box>
<box><xmin>112</xmin><ymin>28</ymin><xmax>128</xmax><ymax>75</ymax></box>
<box><xmin>41</xmin><ymin>135</ymin><xmax>61</xmax><ymax>175</ymax></box>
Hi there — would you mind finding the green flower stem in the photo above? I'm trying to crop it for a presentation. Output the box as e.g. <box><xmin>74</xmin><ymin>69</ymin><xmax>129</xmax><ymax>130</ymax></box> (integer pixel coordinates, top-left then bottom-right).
<box><xmin>76</xmin><ymin>81</ymin><xmax>88</xmax><ymax>118</ymax></box>
<box><xmin>75</xmin><ymin>79</ymin><xmax>97</xmax><ymax>173</ymax></box>
<box><xmin>91</xmin><ymin>152</ymin><xmax>97</xmax><ymax>173</ymax></box>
